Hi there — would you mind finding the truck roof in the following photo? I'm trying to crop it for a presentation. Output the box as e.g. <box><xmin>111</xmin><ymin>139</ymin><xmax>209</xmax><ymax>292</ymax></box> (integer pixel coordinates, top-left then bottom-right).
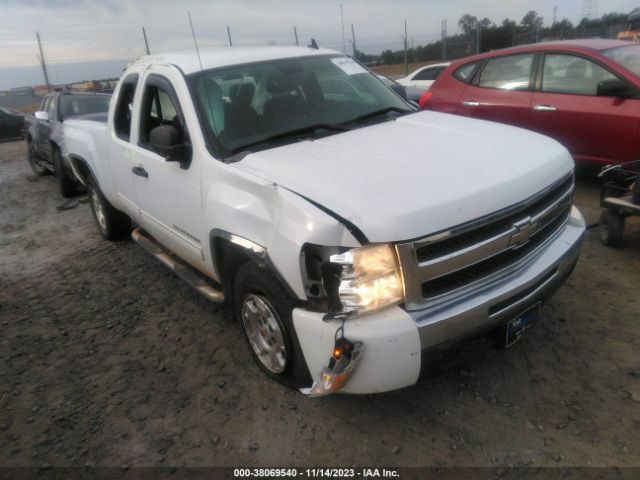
<box><xmin>128</xmin><ymin>46</ymin><xmax>341</xmax><ymax>75</ymax></box>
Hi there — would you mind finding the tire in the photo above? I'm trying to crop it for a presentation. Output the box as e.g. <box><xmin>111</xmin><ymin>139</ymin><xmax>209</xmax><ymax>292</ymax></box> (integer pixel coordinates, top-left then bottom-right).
<box><xmin>599</xmin><ymin>210</ymin><xmax>625</xmax><ymax>247</ymax></box>
<box><xmin>86</xmin><ymin>176</ymin><xmax>131</xmax><ymax>241</ymax></box>
<box><xmin>234</xmin><ymin>262</ymin><xmax>311</xmax><ymax>389</ymax></box>
<box><xmin>27</xmin><ymin>141</ymin><xmax>49</xmax><ymax>176</ymax></box>
<box><xmin>53</xmin><ymin>149</ymin><xmax>78</xmax><ymax>198</ymax></box>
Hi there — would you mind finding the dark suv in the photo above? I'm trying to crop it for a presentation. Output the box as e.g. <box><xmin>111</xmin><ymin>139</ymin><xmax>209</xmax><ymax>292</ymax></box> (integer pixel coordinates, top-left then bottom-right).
<box><xmin>26</xmin><ymin>91</ymin><xmax>111</xmax><ymax>196</ymax></box>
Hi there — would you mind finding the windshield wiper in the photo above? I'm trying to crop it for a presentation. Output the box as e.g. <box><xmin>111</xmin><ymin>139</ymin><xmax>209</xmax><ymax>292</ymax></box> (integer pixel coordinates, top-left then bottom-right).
<box><xmin>340</xmin><ymin>106</ymin><xmax>411</xmax><ymax>127</ymax></box>
<box><xmin>230</xmin><ymin>123</ymin><xmax>351</xmax><ymax>154</ymax></box>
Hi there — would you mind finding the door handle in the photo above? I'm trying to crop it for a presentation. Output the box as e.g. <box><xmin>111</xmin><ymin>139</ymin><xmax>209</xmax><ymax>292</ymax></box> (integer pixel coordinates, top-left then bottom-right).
<box><xmin>462</xmin><ymin>100</ymin><xmax>481</xmax><ymax>107</ymax></box>
<box><xmin>533</xmin><ymin>105</ymin><xmax>557</xmax><ymax>112</ymax></box>
<box><xmin>132</xmin><ymin>165</ymin><xmax>148</xmax><ymax>178</ymax></box>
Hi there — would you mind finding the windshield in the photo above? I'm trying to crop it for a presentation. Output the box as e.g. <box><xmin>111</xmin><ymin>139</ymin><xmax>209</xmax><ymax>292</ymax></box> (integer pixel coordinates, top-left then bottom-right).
<box><xmin>59</xmin><ymin>95</ymin><xmax>111</xmax><ymax>119</ymax></box>
<box><xmin>603</xmin><ymin>45</ymin><xmax>640</xmax><ymax>77</ymax></box>
<box><xmin>191</xmin><ymin>55</ymin><xmax>412</xmax><ymax>157</ymax></box>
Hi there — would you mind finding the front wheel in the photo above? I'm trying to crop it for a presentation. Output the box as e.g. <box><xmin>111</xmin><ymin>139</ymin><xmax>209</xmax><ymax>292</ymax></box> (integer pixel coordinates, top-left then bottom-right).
<box><xmin>86</xmin><ymin>176</ymin><xmax>131</xmax><ymax>241</ymax></box>
<box><xmin>27</xmin><ymin>141</ymin><xmax>49</xmax><ymax>176</ymax></box>
<box><xmin>53</xmin><ymin>149</ymin><xmax>78</xmax><ymax>198</ymax></box>
<box><xmin>234</xmin><ymin>262</ymin><xmax>311</xmax><ymax>389</ymax></box>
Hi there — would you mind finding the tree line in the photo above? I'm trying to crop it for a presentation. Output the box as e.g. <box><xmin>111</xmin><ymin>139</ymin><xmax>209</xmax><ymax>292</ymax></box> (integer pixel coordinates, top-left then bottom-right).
<box><xmin>363</xmin><ymin>10</ymin><xmax>630</xmax><ymax>66</ymax></box>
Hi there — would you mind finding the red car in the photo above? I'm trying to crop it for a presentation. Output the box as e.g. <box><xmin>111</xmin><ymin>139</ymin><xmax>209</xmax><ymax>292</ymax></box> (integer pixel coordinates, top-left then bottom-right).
<box><xmin>421</xmin><ymin>39</ymin><xmax>640</xmax><ymax>166</ymax></box>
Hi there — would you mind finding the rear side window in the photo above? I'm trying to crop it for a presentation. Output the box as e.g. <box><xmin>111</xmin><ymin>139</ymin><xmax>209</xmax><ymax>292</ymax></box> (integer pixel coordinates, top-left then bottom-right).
<box><xmin>453</xmin><ymin>62</ymin><xmax>479</xmax><ymax>83</ymax></box>
<box><xmin>478</xmin><ymin>54</ymin><xmax>535</xmax><ymax>91</ymax></box>
<box><xmin>413</xmin><ymin>67</ymin><xmax>444</xmax><ymax>81</ymax></box>
<box><xmin>114</xmin><ymin>74</ymin><xmax>138</xmax><ymax>141</ymax></box>
<box><xmin>542</xmin><ymin>54</ymin><xmax>618</xmax><ymax>96</ymax></box>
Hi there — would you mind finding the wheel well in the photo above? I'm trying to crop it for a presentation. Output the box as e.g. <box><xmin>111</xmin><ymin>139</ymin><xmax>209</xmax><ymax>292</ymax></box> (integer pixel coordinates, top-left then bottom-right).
<box><xmin>212</xmin><ymin>238</ymin><xmax>252</xmax><ymax>308</ymax></box>
<box><xmin>70</xmin><ymin>155</ymin><xmax>93</xmax><ymax>184</ymax></box>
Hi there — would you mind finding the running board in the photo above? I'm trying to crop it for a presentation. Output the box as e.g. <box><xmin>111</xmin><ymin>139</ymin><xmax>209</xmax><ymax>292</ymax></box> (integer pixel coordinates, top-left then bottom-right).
<box><xmin>131</xmin><ymin>228</ymin><xmax>224</xmax><ymax>303</ymax></box>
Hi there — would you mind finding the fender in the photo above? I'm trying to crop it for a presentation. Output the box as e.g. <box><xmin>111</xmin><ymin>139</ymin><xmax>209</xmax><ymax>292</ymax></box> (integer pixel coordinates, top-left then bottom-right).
<box><xmin>209</xmin><ymin>229</ymin><xmax>299</xmax><ymax>301</ymax></box>
<box><xmin>67</xmin><ymin>154</ymin><xmax>97</xmax><ymax>187</ymax></box>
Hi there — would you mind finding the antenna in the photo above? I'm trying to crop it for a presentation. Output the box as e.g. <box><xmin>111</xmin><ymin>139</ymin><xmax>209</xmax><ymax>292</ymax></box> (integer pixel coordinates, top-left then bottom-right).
<box><xmin>142</xmin><ymin>27</ymin><xmax>150</xmax><ymax>55</ymax></box>
<box><xmin>188</xmin><ymin>11</ymin><xmax>204</xmax><ymax>71</ymax></box>
<box><xmin>340</xmin><ymin>4</ymin><xmax>346</xmax><ymax>52</ymax></box>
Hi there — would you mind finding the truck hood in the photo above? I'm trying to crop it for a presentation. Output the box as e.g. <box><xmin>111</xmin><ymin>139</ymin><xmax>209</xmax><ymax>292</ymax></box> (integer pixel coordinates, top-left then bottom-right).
<box><xmin>233</xmin><ymin>111</ymin><xmax>574</xmax><ymax>243</ymax></box>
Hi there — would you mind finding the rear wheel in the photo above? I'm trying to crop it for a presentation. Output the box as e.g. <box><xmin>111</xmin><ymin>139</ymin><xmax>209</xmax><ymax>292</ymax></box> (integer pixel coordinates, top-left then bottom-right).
<box><xmin>53</xmin><ymin>149</ymin><xmax>78</xmax><ymax>198</ymax></box>
<box><xmin>599</xmin><ymin>210</ymin><xmax>625</xmax><ymax>247</ymax></box>
<box><xmin>86</xmin><ymin>176</ymin><xmax>131</xmax><ymax>241</ymax></box>
<box><xmin>27</xmin><ymin>141</ymin><xmax>49</xmax><ymax>176</ymax></box>
<box><xmin>234</xmin><ymin>262</ymin><xmax>310</xmax><ymax>389</ymax></box>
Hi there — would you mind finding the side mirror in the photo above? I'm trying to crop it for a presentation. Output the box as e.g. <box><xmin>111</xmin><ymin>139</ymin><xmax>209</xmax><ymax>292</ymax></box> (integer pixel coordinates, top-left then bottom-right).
<box><xmin>597</xmin><ymin>79</ymin><xmax>633</xmax><ymax>98</ymax></box>
<box><xmin>150</xmin><ymin>125</ymin><xmax>187</xmax><ymax>163</ymax></box>
<box><xmin>35</xmin><ymin>111</ymin><xmax>49</xmax><ymax>121</ymax></box>
<box><xmin>389</xmin><ymin>83</ymin><xmax>408</xmax><ymax>101</ymax></box>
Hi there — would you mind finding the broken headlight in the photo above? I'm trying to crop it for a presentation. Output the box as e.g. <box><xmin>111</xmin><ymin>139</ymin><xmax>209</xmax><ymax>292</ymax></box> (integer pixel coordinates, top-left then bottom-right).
<box><xmin>323</xmin><ymin>244</ymin><xmax>404</xmax><ymax>317</ymax></box>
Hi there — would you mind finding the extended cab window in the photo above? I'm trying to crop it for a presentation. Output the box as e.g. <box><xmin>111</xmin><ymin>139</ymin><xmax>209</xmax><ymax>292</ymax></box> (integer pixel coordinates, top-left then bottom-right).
<box><xmin>478</xmin><ymin>54</ymin><xmax>535</xmax><ymax>91</ymax></box>
<box><xmin>542</xmin><ymin>54</ymin><xmax>618</xmax><ymax>96</ymax></box>
<box><xmin>114</xmin><ymin>75</ymin><xmax>138</xmax><ymax>140</ymax></box>
<box><xmin>139</xmin><ymin>79</ymin><xmax>188</xmax><ymax>155</ymax></box>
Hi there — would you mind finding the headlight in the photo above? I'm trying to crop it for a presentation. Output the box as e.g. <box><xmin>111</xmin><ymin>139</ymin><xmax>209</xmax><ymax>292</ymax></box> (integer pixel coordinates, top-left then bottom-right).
<box><xmin>327</xmin><ymin>244</ymin><xmax>404</xmax><ymax>316</ymax></box>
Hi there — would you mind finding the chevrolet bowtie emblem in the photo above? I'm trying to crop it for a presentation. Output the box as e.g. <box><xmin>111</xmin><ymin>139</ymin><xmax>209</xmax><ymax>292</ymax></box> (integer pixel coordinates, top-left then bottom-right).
<box><xmin>510</xmin><ymin>217</ymin><xmax>538</xmax><ymax>248</ymax></box>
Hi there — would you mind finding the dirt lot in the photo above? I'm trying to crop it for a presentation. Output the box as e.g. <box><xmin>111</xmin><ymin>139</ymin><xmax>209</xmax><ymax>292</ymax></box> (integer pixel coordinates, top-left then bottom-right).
<box><xmin>1</xmin><ymin>138</ymin><xmax>640</xmax><ymax>470</ymax></box>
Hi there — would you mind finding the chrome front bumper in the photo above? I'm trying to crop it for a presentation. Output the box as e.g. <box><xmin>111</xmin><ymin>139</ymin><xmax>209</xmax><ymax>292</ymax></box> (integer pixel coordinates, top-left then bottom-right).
<box><xmin>410</xmin><ymin>206</ymin><xmax>585</xmax><ymax>352</ymax></box>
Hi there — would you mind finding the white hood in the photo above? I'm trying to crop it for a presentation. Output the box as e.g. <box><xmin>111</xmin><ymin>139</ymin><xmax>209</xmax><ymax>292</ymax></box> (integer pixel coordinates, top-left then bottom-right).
<box><xmin>233</xmin><ymin>111</ymin><xmax>574</xmax><ymax>243</ymax></box>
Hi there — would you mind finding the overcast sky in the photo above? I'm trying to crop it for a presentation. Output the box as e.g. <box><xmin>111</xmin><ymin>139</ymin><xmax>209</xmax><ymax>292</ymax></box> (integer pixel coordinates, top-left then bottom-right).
<box><xmin>0</xmin><ymin>0</ymin><xmax>637</xmax><ymax>89</ymax></box>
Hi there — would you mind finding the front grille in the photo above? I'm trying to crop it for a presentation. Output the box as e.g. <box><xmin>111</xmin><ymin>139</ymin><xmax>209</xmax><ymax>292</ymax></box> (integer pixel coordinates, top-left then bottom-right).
<box><xmin>395</xmin><ymin>173</ymin><xmax>574</xmax><ymax>310</ymax></box>
<box><xmin>416</xmin><ymin>175</ymin><xmax>573</xmax><ymax>263</ymax></box>
<box><xmin>421</xmin><ymin>206</ymin><xmax>570</xmax><ymax>299</ymax></box>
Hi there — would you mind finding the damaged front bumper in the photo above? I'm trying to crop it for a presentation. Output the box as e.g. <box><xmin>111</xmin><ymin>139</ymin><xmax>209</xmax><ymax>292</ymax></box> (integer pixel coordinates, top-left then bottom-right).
<box><xmin>294</xmin><ymin>207</ymin><xmax>586</xmax><ymax>395</ymax></box>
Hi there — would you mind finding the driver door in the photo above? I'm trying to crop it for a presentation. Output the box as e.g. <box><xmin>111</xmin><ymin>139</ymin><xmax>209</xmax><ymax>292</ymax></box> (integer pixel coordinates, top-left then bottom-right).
<box><xmin>130</xmin><ymin>68</ymin><xmax>206</xmax><ymax>270</ymax></box>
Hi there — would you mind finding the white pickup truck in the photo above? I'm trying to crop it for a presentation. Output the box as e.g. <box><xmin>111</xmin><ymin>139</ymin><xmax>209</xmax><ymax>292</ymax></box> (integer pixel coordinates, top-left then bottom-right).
<box><xmin>63</xmin><ymin>46</ymin><xmax>585</xmax><ymax>396</ymax></box>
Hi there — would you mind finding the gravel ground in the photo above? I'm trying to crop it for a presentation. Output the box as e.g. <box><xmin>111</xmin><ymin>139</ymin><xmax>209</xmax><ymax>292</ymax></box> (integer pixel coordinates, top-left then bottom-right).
<box><xmin>1</xmin><ymin>138</ymin><xmax>639</xmax><ymax>469</ymax></box>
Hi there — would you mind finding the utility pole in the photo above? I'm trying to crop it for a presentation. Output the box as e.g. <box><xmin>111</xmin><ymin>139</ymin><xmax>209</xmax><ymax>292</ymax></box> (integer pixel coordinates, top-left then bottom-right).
<box><xmin>293</xmin><ymin>25</ymin><xmax>299</xmax><ymax>46</ymax></box>
<box><xmin>441</xmin><ymin>19</ymin><xmax>447</xmax><ymax>61</ymax></box>
<box><xmin>403</xmin><ymin>20</ymin><xmax>408</xmax><ymax>76</ymax></box>
<box><xmin>351</xmin><ymin>23</ymin><xmax>356</xmax><ymax>57</ymax></box>
<box><xmin>340</xmin><ymin>4</ymin><xmax>346</xmax><ymax>53</ymax></box>
<box><xmin>35</xmin><ymin>32</ymin><xmax>51</xmax><ymax>92</ymax></box>
<box><xmin>476</xmin><ymin>21</ymin><xmax>481</xmax><ymax>54</ymax></box>
<box><xmin>227</xmin><ymin>25</ymin><xmax>232</xmax><ymax>46</ymax></box>
<box><xmin>553</xmin><ymin>5</ymin><xmax>558</xmax><ymax>25</ymax></box>
<box><xmin>142</xmin><ymin>27</ymin><xmax>150</xmax><ymax>55</ymax></box>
